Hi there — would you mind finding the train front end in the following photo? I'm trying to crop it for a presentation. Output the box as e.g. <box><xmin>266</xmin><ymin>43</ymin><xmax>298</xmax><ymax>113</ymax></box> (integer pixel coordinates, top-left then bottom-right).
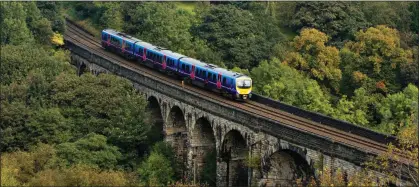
<box><xmin>235</xmin><ymin>76</ymin><xmax>252</xmax><ymax>100</ymax></box>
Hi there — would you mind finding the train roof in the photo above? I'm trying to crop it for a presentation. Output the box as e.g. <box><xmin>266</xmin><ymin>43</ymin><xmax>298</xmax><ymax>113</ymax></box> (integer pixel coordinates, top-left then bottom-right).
<box><xmin>160</xmin><ymin>50</ymin><xmax>185</xmax><ymax>59</ymax></box>
<box><xmin>136</xmin><ymin>41</ymin><xmax>156</xmax><ymax>49</ymax></box>
<box><xmin>182</xmin><ymin>57</ymin><xmax>247</xmax><ymax>79</ymax></box>
<box><xmin>103</xmin><ymin>29</ymin><xmax>141</xmax><ymax>43</ymax></box>
<box><xmin>181</xmin><ymin>57</ymin><xmax>207</xmax><ymax>67</ymax></box>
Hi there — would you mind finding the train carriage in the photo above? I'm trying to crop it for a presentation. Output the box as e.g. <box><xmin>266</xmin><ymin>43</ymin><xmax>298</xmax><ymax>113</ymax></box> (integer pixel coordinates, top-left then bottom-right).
<box><xmin>101</xmin><ymin>29</ymin><xmax>252</xmax><ymax>100</ymax></box>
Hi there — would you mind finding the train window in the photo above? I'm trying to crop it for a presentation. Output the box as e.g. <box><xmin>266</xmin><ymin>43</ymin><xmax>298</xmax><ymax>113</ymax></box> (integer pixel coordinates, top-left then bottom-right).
<box><xmin>202</xmin><ymin>70</ymin><xmax>206</xmax><ymax>78</ymax></box>
<box><xmin>181</xmin><ymin>64</ymin><xmax>185</xmax><ymax>71</ymax></box>
<box><xmin>207</xmin><ymin>72</ymin><xmax>212</xmax><ymax>80</ymax></box>
<box><xmin>213</xmin><ymin>74</ymin><xmax>216</xmax><ymax>81</ymax></box>
<box><xmin>186</xmin><ymin>65</ymin><xmax>190</xmax><ymax>73</ymax></box>
<box><xmin>138</xmin><ymin>48</ymin><xmax>143</xmax><ymax>56</ymax></box>
<box><xmin>125</xmin><ymin>43</ymin><xmax>131</xmax><ymax>50</ymax></box>
<box><xmin>222</xmin><ymin>77</ymin><xmax>226</xmax><ymax>85</ymax></box>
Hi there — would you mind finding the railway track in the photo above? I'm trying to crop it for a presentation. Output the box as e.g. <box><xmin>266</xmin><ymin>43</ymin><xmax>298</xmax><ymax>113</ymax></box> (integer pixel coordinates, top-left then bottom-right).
<box><xmin>64</xmin><ymin>22</ymin><xmax>411</xmax><ymax>164</ymax></box>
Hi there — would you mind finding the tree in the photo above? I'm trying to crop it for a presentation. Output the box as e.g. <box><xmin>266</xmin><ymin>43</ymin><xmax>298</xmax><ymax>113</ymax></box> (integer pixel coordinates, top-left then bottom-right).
<box><xmin>360</xmin><ymin>2</ymin><xmax>415</xmax><ymax>33</ymax></box>
<box><xmin>332</xmin><ymin>95</ymin><xmax>369</xmax><ymax>126</ymax></box>
<box><xmin>36</xmin><ymin>2</ymin><xmax>66</xmax><ymax>33</ymax></box>
<box><xmin>194</xmin><ymin>4</ymin><xmax>272</xmax><ymax>69</ymax></box>
<box><xmin>411</xmin><ymin>2</ymin><xmax>419</xmax><ymax>34</ymax></box>
<box><xmin>23</xmin><ymin>2</ymin><xmax>54</xmax><ymax>45</ymax></box>
<box><xmin>400</xmin><ymin>46</ymin><xmax>419</xmax><ymax>87</ymax></box>
<box><xmin>376</xmin><ymin>84</ymin><xmax>418</xmax><ymax>134</ymax></box>
<box><xmin>283</xmin><ymin>28</ymin><xmax>342</xmax><ymax>92</ymax></box>
<box><xmin>290</xmin><ymin>2</ymin><xmax>369</xmax><ymax>45</ymax></box>
<box><xmin>365</xmin><ymin>124</ymin><xmax>418</xmax><ymax>186</ymax></box>
<box><xmin>1</xmin><ymin>144</ymin><xmax>134</xmax><ymax>186</ymax></box>
<box><xmin>0</xmin><ymin>2</ymin><xmax>34</xmax><ymax>45</ymax></box>
<box><xmin>341</xmin><ymin>25</ymin><xmax>414</xmax><ymax>94</ymax></box>
<box><xmin>138</xmin><ymin>151</ymin><xmax>175</xmax><ymax>186</ymax></box>
<box><xmin>251</xmin><ymin>58</ymin><xmax>334</xmax><ymax>115</ymax></box>
<box><xmin>122</xmin><ymin>2</ymin><xmax>194</xmax><ymax>53</ymax></box>
<box><xmin>51</xmin><ymin>73</ymin><xmax>151</xmax><ymax>169</ymax></box>
<box><xmin>56</xmin><ymin>133</ymin><xmax>122</xmax><ymax>169</ymax></box>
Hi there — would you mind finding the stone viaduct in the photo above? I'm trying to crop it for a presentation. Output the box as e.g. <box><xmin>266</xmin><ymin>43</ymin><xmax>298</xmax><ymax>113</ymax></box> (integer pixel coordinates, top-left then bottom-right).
<box><xmin>65</xmin><ymin>37</ymin><xmax>410</xmax><ymax>186</ymax></box>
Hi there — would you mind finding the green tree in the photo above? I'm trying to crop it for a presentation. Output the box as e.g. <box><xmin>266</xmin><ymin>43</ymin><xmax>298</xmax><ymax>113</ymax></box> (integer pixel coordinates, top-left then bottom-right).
<box><xmin>0</xmin><ymin>2</ymin><xmax>34</xmax><ymax>45</ymax></box>
<box><xmin>251</xmin><ymin>58</ymin><xmax>334</xmax><ymax>115</ymax></box>
<box><xmin>56</xmin><ymin>133</ymin><xmax>122</xmax><ymax>169</ymax></box>
<box><xmin>138</xmin><ymin>151</ymin><xmax>175</xmax><ymax>186</ymax></box>
<box><xmin>194</xmin><ymin>4</ymin><xmax>272</xmax><ymax>69</ymax></box>
<box><xmin>361</xmin><ymin>2</ymin><xmax>414</xmax><ymax>33</ymax></box>
<box><xmin>290</xmin><ymin>2</ymin><xmax>369</xmax><ymax>45</ymax></box>
<box><xmin>122</xmin><ymin>2</ymin><xmax>194</xmax><ymax>53</ymax></box>
<box><xmin>36</xmin><ymin>2</ymin><xmax>66</xmax><ymax>33</ymax></box>
<box><xmin>283</xmin><ymin>28</ymin><xmax>342</xmax><ymax>92</ymax></box>
<box><xmin>23</xmin><ymin>2</ymin><xmax>54</xmax><ymax>45</ymax></box>
<box><xmin>411</xmin><ymin>2</ymin><xmax>419</xmax><ymax>33</ymax></box>
<box><xmin>376</xmin><ymin>84</ymin><xmax>418</xmax><ymax>134</ymax></box>
<box><xmin>51</xmin><ymin>73</ymin><xmax>151</xmax><ymax>169</ymax></box>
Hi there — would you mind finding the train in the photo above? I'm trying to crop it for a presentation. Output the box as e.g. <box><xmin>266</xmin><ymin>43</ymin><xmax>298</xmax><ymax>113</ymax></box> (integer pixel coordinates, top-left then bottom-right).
<box><xmin>101</xmin><ymin>29</ymin><xmax>252</xmax><ymax>100</ymax></box>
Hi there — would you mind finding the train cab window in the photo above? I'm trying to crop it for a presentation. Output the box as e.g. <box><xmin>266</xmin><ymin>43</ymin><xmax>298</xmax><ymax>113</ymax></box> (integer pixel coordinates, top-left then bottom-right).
<box><xmin>102</xmin><ymin>34</ymin><xmax>107</xmax><ymax>41</ymax></box>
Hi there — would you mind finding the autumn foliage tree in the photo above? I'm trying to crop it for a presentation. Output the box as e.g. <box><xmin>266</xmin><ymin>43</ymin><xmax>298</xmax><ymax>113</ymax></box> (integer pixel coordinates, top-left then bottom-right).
<box><xmin>283</xmin><ymin>28</ymin><xmax>342</xmax><ymax>92</ymax></box>
<box><xmin>340</xmin><ymin>25</ymin><xmax>413</xmax><ymax>95</ymax></box>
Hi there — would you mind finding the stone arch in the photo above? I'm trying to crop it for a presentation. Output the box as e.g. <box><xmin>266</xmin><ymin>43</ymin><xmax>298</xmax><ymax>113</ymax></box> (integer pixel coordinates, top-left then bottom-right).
<box><xmin>165</xmin><ymin>105</ymin><xmax>188</xmax><ymax>179</ymax></box>
<box><xmin>221</xmin><ymin>130</ymin><xmax>249</xmax><ymax>187</ymax></box>
<box><xmin>191</xmin><ymin>117</ymin><xmax>216</xmax><ymax>186</ymax></box>
<box><xmin>78</xmin><ymin>62</ymin><xmax>87</xmax><ymax>76</ymax></box>
<box><xmin>264</xmin><ymin>149</ymin><xmax>314</xmax><ymax>186</ymax></box>
<box><xmin>146</xmin><ymin>96</ymin><xmax>164</xmax><ymax>143</ymax></box>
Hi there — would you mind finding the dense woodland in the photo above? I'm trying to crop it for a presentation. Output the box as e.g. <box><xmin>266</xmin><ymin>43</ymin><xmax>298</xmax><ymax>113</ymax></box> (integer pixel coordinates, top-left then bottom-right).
<box><xmin>1</xmin><ymin>2</ymin><xmax>418</xmax><ymax>186</ymax></box>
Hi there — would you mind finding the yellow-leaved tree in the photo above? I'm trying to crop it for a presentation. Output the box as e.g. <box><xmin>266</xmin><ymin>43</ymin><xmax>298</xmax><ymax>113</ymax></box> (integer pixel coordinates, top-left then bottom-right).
<box><xmin>283</xmin><ymin>28</ymin><xmax>342</xmax><ymax>92</ymax></box>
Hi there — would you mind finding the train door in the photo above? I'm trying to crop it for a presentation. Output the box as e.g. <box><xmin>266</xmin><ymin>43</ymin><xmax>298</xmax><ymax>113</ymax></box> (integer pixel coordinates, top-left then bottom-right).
<box><xmin>121</xmin><ymin>40</ymin><xmax>125</xmax><ymax>53</ymax></box>
<box><xmin>217</xmin><ymin>74</ymin><xmax>222</xmax><ymax>89</ymax></box>
<box><xmin>142</xmin><ymin>48</ymin><xmax>147</xmax><ymax>61</ymax></box>
<box><xmin>190</xmin><ymin>65</ymin><xmax>196</xmax><ymax>79</ymax></box>
<box><xmin>162</xmin><ymin>55</ymin><xmax>167</xmax><ymax>69</ymax></box>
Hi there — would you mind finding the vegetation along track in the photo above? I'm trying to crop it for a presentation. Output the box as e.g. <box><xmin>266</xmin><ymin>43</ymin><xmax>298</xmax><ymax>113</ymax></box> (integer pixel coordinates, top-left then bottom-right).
<box><xmin>64</xmin><ymin>21</ymin><xmax>411</xmax><ymax>164</ymax></box>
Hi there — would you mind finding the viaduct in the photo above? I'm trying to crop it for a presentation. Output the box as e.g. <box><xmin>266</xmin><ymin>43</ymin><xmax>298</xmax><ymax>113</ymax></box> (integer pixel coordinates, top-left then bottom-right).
<box><xmin>64</xmin><ymin>21</ymin><xmax>412</xmax><ymax>186</ymax></box>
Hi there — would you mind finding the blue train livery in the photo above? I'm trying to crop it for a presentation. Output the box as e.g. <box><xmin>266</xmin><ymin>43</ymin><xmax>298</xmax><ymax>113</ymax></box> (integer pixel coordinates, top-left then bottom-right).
<box><xmin>101</xmin><ymin>29</ymin><xmax>252</xmax><ymax>100</ymax></box>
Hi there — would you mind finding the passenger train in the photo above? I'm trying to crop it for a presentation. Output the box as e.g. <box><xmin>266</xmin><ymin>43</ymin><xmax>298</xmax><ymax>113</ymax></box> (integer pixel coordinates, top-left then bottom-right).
<box><xmin>101</xmin><ymin>29</ymin><xmax>252</xmax><ymax>100</ymax></box>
